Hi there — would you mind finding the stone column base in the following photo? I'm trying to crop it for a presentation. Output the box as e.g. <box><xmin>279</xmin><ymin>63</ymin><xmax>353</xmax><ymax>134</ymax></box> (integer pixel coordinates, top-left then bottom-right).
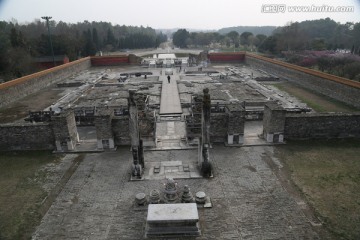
<box><xmin>55</xmin><ymin>140</ymin><xmax>75</xmax><ymax>151</ymax></box>
<box><xmin>227</xmin><ymin>133</ymin><xmax>244</xmax><ymax>145</ymax></box>
<box><xmin>97</xmin><ymin>138</ymin><xmax>115</xmax><ymax>149</ymax></box>
<box><xmin>264</xmin><ymin>132</ymin><xmax>284</xmax><ymax>143</ymax></box>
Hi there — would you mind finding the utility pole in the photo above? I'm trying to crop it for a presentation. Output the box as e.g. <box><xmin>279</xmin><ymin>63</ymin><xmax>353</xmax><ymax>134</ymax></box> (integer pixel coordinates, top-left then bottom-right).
<box><xmin>41</xmin><ymin>16</ymin><xmax>56</xmax><ymax>67</ymax></box>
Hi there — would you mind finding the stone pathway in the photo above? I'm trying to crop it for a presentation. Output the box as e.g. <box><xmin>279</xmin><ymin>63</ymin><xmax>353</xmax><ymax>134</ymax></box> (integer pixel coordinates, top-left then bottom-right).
<box><xmin>33</xmin><ymin>146</ymin><xmax>320</xmax><ymax>239</ymax></box>
<box><xmin>155</xmin><ymin>70</ymin><xmax>189</xmax><ymax>150</ymax></box>
<box><xmin>159</xmin><ymin>73</ymin><xmax>182</xmax><ymax>115</ymax></box>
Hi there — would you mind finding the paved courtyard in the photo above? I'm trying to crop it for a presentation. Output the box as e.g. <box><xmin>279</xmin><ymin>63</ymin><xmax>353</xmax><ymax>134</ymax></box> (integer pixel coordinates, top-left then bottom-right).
<box><xmin>33</xmin><ymin>145</ymin><xmax>319</xmax><ymax>239</ymax></box>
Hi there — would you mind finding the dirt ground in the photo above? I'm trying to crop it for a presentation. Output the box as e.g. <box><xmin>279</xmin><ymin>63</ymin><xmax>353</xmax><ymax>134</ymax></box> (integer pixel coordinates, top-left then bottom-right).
<box><xmin>272</xmin><ymin>82</ymin><xmax>359</xmax><ymax>112</ymax></box>
<box><xmin>275</xmin><ymin>139</ymin><xmax>360</xmax><ymax>240</ymax></box>
<box><xmin>0</xmin><ymin>151</ymin><xmax>83</xmax><ymax>240</ymax></box>
<box><xmin>0</xmin><ymin>84</ymin><xmax>66</xmax><ymax>124</ymax></box>
<box><xmin>0</xmin><ymin>151</ymin><xmax>60</xmax><ymax>239</ymax></box>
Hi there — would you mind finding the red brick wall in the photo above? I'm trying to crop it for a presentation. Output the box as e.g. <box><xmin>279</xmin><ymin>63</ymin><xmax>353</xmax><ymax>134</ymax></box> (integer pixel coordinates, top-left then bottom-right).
<box><xmin>37</xmin><ymin>56</ymin><xmax>70</xmax><ymax>69</ymax></box>
<box><xmin>91</xmin><ymin>56</ymin><xmax>129</xmax><ymax>66</ymax></box>
<box><xmin>208</xmin><ymin>52</ymin><xmax>245</xmax><ymax>63</ymax></box>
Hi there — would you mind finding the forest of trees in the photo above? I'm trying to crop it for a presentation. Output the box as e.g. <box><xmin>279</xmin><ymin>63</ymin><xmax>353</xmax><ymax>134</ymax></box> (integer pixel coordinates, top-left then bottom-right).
<box><xmin>172</xmin><ymin>18</ymin><xmax>360</xmax><ymax>81</ymax></box>
<box><xmin>172</xmin><ymin>18</ymin><xmax>360</xmax><ymax>54</ymax></box>
<box><xmin>0</xmin><ymin>19</ymin><xmax>167</xmax><ymax>82</ymax></box>
<box><xmin>259</xmin><ymin>18</ymin><xmax>360</xmax><ymax>54</ymax></box>
<box><xmin>258</xmin><ymin>18</ymin><xmax>360</xmax><ymax>81</ymax></box>
<box><xmin>172</xmin><ymin>27</ymin><xmax>268</xmax><ymax>51</ymax></box>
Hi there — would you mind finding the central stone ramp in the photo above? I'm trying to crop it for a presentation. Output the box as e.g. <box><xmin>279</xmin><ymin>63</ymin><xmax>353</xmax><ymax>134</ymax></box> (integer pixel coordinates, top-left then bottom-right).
<box><xmin>156</xmin><ymin>72</ymin><xmax>187</xmax><ymax>150</ymax></box>
<box><xmin>159</xmin><ymin>75</ymin><xmax>182</xmax><ymax>115</ymax></box>
<box><xmin>155</xmin><ymin>121</ymin><xmax>187</xmax><ymax>149</ymax></box>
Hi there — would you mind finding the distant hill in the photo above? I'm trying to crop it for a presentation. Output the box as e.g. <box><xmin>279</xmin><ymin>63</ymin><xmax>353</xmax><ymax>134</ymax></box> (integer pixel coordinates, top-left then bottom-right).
<box><xmin>218</xmin><ymin>26</ymin><xmax>278</xmax><ymax>36</ymax></box>
<box><xmin>157</xmin><ymin>26</ymin><xmax>278</xmax><ymax>38</ymax></box>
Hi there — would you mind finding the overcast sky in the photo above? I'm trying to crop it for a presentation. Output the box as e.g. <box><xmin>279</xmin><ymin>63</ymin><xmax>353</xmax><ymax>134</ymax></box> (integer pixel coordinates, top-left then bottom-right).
<box><xmin>0</xmin><ymin>0</ymin><xmax>359</xmax><ymax>29</ymax></box>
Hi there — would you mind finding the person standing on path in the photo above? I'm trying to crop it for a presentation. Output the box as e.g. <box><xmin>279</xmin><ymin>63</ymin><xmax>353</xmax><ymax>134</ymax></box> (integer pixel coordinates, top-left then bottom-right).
<box><xmin>167</xmin><ymin>75</ymin><xmax>170</xmax><ymax>83</ymax></box>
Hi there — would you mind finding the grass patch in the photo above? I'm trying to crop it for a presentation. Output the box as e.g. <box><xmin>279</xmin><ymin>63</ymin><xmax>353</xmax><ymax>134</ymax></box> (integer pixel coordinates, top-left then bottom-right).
<box><xmin>271</xmin><ymin>82</ymin><xmax>359</xmax><ymax>112</ymax></box>
<box><xmin>0</xmin><ymin>151</ymin><xmax>61</xmax><ymax>239</ymax></box>
<box><xmin>276</xmin><ymin>139</ymin><xmax>360</xmax><ymax>239</ymax></box>
<box><xmin>0</xmin><ymin>85</ymin><xmax>63</xmax><ymax>124</ymax></box>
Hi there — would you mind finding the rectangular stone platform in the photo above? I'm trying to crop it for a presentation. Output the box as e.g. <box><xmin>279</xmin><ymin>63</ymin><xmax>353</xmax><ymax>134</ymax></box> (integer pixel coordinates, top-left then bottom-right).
<box><xmin>145</xmin><ymin>203</ymin><xmax>201</xmax><ymax>238</ymax></box>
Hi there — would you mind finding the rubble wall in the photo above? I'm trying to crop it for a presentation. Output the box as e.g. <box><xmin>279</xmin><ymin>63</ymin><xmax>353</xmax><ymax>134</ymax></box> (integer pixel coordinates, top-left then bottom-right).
<box><xmin>284</xmin><ymin>113</ymin><xmax>360</xmax><ymax>139</ymax></box>
<box><xmin>112</xmin><ymin>116</ymin><xmax>130</xmax><ymax>145</ymax></box>
<box><xmin>0</xmin><ymin>57</ymin><xmax>91</xmax><ymax>108</ymax></box>
<box><xmin>263</xmin><ymin>103</ymin><xmax>286</xmax><ymax>134</ymax></box>
<box><xmin>52</xmin><ymin>111</ymin><xmax>78</xmax><ymax>144</ymax></box>
<box><xmin>210</xmin><ymin>113</ymin><xmax>228</xmax><ymax>142</ymax></box>
<box><xmin>0</xmin><ymin>123</ymin><xmax>55</xmax><ymax>151</ymax></box>
<box><xmin>245</xmin><ymin>54</ymin><xmax>360</xmax><ymax>108</ymax></box>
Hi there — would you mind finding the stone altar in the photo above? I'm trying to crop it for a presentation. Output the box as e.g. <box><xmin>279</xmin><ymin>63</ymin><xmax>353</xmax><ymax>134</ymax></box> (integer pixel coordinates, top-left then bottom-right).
<box><xmin>145</xmin><ymin>203</ymin><xmax>201</xmax><ymax>238</ymax></box>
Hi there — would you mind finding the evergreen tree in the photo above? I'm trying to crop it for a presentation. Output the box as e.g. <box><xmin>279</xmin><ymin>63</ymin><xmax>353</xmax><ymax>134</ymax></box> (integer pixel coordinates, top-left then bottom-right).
<box><xmin>92</xmin><ymin>28</ymin><xmax>100</xmax><ymax>51</ymax></box>
<box><xmin>83</xmin><ymin>29</ymin><xmax>96</xmax><ymax>56</ymax></box>
<box><xmin>227</xmin><ymin>31</ymin><xmax>239</xmax><ymax>44</ymax></box>
<box><xmin>10</xmin><ymin>28</ymin><xmax>19</xmax><ymax>47</ymax></box>
<box><xmin>106</xmin><ymin>28</ymin><xmax>117</xmax><ymax>48</ymax></box>
<box><xmin>173</xmin><ymin>29</ymin><xmax>190</xmax><ymax>48</ymax></box>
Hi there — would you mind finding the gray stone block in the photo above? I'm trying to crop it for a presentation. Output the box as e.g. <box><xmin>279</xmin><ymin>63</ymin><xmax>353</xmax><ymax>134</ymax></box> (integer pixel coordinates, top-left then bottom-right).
<box><xmin>146</xmin><ymin>203</ymin><xmax>201</xmax><ymax>237</ymax></box>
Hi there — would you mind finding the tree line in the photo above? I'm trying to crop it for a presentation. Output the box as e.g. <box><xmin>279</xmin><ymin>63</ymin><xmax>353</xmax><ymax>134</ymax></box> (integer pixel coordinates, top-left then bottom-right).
<box><xmin>259</xmin><ymin>18</ymin><xmax>360</xmax><ymax>54</ymax></box>
<box><xmin>172</xmin><ymin>18</ymin><xmax>360</xmax><ymax>81</ymax></box>
<box><xmin>0</xmin><ymin>20</ymin><xmax>167</xmax><ymax>82</ymax></box>
<box><xmin>172</xmin><ymin>28</ymin><xmax>266</xmax><ymax>51</ymax></box>
<box><xmin>258</xmin><ymin>18</ymin><xmax>360</xmax><ymax>81</ymax></box>
<box><xmin>172</xmin><ymin>18</ymin><xmax>360</xmax><ymax>54</ymax></box>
